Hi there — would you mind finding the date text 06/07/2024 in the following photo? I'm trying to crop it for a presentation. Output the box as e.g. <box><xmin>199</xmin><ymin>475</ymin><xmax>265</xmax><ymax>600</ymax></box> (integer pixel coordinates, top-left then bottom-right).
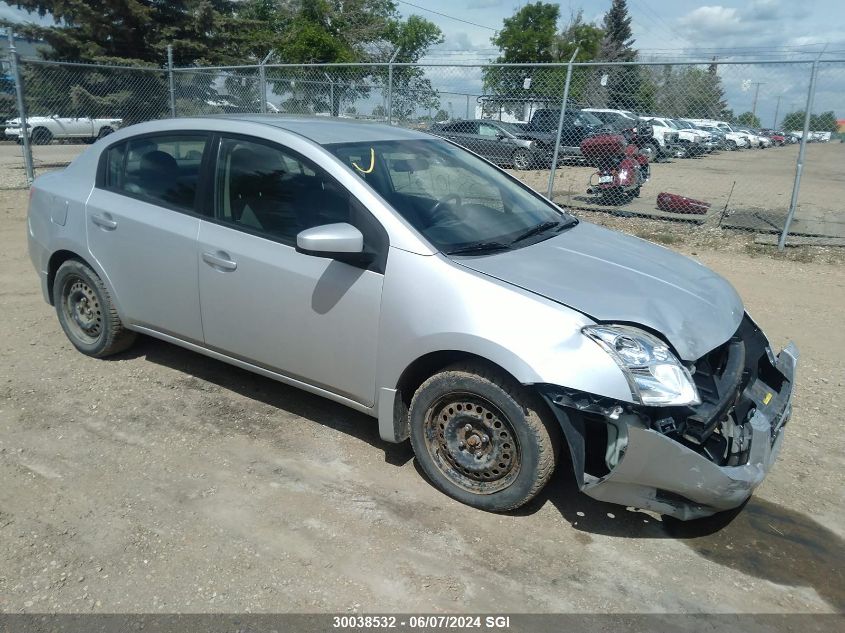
<box><xmin>332</xmin><ymin>615</ymin><xmax>512</xmax><ymax>629</ymax></box>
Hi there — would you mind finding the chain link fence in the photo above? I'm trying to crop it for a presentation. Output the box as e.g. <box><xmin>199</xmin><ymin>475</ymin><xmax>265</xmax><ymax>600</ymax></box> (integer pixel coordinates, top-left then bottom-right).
<box><xmin>3</xmin><ymin>43</ymin><xmax>844</xmax><ymax>246</ymax></box>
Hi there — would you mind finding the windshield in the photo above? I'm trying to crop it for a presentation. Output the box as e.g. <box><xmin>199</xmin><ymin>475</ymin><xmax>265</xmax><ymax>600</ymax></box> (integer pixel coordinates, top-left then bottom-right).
<box><xmin>576</xmin><ymin>110</ymin><xmax>603</xmax><ymax>126</ymax></box>
<box><xmin>326</xmin><ymin>139</ymin><xmax>573</xmax><ymax>253</ymax></box>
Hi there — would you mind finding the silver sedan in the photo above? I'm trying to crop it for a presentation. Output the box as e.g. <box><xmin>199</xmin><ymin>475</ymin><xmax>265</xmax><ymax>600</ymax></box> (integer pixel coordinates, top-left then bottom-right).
<box><xmin>27</xmin><ymin>116</ymin><xmax>797</xmax><ymax>519</ymax></box>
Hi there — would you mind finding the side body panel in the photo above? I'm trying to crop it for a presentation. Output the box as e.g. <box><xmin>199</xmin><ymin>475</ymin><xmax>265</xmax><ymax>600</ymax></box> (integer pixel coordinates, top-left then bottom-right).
<box><xmin>85</xmin><ymin>189</ymin><xmax>204</xmax><ymax>342</ymax></box>
<box><xmin>376</xmin><ymin>247</ymin><xmax>633</xmax><ymax>403</ymax></box>
<box><xmin>197</xmin><ymin>220</ymin><xmax>384</xmax><ymax>406</ymax></box>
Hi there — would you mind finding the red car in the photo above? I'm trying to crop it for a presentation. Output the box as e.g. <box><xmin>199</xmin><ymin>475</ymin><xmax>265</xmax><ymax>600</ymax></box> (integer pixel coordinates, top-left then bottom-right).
<box><xmin>761</xmin><ymin>130</ymin><xmax>786</xmax><ymax>146</ymax></box>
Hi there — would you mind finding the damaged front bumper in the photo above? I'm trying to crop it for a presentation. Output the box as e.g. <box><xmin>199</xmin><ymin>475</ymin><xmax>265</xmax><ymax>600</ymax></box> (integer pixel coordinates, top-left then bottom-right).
<box><xmin>539</xmin><ymin>330</ymin><xmax>798</xmax><ymax>521</ymax></box>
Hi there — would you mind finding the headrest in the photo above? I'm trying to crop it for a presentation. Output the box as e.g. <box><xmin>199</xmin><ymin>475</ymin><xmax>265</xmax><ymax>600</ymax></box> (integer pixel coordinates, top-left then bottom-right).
<box><xmin>230</xmin><ymin>146</ymin><xmax>283</xmax><ymax>176</ymax></box>
<box><xmin>140</xmin><ymin>150</ymin><xmax>178</xmax><ymax>173</ymax></box>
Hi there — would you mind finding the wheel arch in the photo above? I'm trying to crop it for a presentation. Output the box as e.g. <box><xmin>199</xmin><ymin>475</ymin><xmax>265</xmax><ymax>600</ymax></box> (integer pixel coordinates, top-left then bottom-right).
<box><xmin>47</xmin><ymin>249</ymin><xmax>89</xmax><ymax>305</ymax></box>
<box><xmin>380</xmin><ymin>349</ymin><xmax>554</xmax><ymax>444</ymax></box>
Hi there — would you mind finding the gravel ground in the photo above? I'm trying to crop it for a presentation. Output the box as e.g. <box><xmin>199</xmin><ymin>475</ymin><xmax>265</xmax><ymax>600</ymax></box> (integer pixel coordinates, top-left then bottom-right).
<box><xmin>0</xmin><ymin>174</ymin><xmax>843</xmax><ymax>614</ymax></box>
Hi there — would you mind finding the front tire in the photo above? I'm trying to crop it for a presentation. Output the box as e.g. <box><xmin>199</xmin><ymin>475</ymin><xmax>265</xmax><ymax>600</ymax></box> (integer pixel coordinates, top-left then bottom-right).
<box><xmin>511</xmin><ymin>148</ymin><xmax>533</xmax><ymax>170</ymax></box>
<box><xmin>409</xmin><ymin>363</ymin><xmax>560</xmax><ymax>512</ymax></box>
<box><xmin>54</xmin><ymin>259</ymin><xmax>136</xmax><ymax>358</ymax></box>
<box><xmin>97</xmin><ymin>126</ymin><xmax>114</xmax><ymax>140</ymax></box>
<box><xmin>639</xmin><ymin>141</ymin><xmax>658</xmax><ymax>162</ymax></box>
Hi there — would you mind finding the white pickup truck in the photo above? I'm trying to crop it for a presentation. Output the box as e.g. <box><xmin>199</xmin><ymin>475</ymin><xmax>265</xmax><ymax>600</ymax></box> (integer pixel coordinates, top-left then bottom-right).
<box><xmin>4</xmin><ymin>115</ymin><xmax>122</xmax><ymax>144</ymax></box>
<box><xmin>640</xmin><ymin>116</ymin><xmax>705</xmax><ymax>157</ymax></box>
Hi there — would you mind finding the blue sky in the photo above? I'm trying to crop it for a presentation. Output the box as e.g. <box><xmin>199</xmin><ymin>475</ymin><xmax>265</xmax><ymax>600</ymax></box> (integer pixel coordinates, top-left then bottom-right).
<box><xmin>396</xmin><ymin>0</ymin><xmax>843</xmax><ymax>61</ymax></box>
<box><xmin>396</xmin><ymin>0</ymin><xmax>844</xmax><ymax>126</ymax></box>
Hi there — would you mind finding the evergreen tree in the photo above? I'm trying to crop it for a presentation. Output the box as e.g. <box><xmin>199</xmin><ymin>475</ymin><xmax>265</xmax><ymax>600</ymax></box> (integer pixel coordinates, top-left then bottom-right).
<box><xmin>597</xmin><ymin>0</ymin><xmax>642</xmax><ymax>110</ymax></box>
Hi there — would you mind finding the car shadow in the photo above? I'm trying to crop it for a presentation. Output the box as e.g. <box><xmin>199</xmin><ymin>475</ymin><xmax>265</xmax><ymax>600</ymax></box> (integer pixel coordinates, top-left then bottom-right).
<box><xmin>109</xmin><ymin>337</ymin><xmax>843</xmax><ymax>610</ymax></box>
<box><xmin>520</xmin><ymin>461</ymin><xmax>845</xmax><ymax>612</ymax></box>
<box><xmin>116</xmin><ymin>335</ymin><xmax>414</xmax><ymax>467</ymax></box>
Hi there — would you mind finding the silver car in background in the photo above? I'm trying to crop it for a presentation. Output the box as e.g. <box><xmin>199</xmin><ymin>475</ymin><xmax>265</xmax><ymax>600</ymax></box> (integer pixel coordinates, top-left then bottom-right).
<box><xmin>27</xmin><ymin>116</ymin><xmax>798</xmax><ymax>520</ymax></box>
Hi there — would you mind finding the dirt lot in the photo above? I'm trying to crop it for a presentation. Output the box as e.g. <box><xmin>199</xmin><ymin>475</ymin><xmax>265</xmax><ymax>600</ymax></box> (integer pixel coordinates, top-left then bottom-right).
<box><xmin>516</xmin><ymin>142</ymin><xmax>845</xmax><ymax>238</ymax></box>
<box><xmin>0</xmin><ymin>182</ymin><xmax>843</xmax><ymax>616</ymax></box>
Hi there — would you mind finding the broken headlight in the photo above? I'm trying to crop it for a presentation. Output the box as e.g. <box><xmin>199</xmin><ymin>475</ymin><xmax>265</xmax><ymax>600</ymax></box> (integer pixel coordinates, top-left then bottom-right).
<box><xmin>583</xmin><ymin>324</ymin><xmax>701</xmax><ymax>406</ymax></box>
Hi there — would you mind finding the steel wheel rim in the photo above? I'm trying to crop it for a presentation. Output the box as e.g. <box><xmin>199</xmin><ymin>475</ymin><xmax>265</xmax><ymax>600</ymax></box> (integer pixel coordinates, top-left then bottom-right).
<box><xmin>62</xmin><ymin>276</ymin><xmax>103</xmax><ymax>344</ymax></box>
<box><xmin>423</xmin><ymin>392</ymin><xmax>521</xmax><ymax>494</ymax></box>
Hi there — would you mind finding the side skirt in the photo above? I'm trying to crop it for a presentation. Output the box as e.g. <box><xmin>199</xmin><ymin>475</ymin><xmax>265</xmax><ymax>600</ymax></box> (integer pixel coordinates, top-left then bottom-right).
<box><xmin>130</xmin><ymin>325</ymin><xmax>377</xmax><ymax>418</ymax></box>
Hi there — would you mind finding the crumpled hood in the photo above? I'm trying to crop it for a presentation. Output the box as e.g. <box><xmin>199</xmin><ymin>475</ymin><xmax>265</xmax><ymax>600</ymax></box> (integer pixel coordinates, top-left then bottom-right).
<box><xmin>456</xmin><ymin>222</ymin><xmax>744</xmax><ymax>360</ymax></box>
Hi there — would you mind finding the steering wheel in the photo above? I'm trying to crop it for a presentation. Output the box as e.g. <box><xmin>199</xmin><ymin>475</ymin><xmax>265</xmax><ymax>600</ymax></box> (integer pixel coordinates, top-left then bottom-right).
<box><xmin>428</xmin><ymin>193</ymin><xmax>462</xmax><ymax>225</ymax></box>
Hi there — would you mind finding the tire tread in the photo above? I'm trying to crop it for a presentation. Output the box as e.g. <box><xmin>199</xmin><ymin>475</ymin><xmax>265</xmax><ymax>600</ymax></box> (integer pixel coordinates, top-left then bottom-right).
<box><xmin>410</xmin><ymin>361</ymin><xmax>560</xmax><ymax>511</ymax></box>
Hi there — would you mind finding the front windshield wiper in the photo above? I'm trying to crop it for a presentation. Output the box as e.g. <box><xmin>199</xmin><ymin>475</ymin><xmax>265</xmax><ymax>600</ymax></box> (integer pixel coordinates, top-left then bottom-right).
<box><xmin>510</xmin><ymin>218</ymin><xmax>578</xmax><ymax>244</ymax></box>
<box><xmin>446</xmin><ymin>241</ymin><xmax>512</xmax><ymax>256</ymax></box>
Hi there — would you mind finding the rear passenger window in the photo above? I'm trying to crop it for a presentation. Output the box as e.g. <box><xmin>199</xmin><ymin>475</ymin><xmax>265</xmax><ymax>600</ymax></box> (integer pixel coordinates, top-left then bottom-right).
<box><xmin>214</xmin><ymin>137</ymin><xmax>351</xmax><ymax>244</ymax></box>
<box><xmin>103</xmin><ymin>134</ymin><xmax>208</xmax><ymax>211</ymax></box>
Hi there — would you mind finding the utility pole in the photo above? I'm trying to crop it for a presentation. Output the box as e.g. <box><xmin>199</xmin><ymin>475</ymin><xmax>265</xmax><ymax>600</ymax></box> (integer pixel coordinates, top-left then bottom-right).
<box><xmin>772</xmin><ymin>95</ymin><xmax>781</xmax><ymax>129</ymax></box>
<box><xmin>750</xmin><ymin>82</ymin><xmax>766</xmax><ymax>120</ymax></box>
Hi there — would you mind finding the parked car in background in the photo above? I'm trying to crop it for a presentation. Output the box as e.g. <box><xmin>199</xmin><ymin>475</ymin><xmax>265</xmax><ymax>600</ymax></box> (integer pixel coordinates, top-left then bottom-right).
<box><xmin>26</xmin><ymin>115</ymin><xmax>798</xmax><ymax>520</ymax></box>
<box><xmin>640</xmin><ymin>116</ymin><xmax>704</xmax><ymax>157</ymax></box>
<box><xmin>583</xmin><ymin>108</ymin><xmax>677</xmax><ymax>161</ymax></box>
<box><xmin>672</xmin><ymin>119</ymin><xmax>716</xmax><ymax>153</ymax></box>
<box><xmin>736</xmin><ymin>126</ymin><xmax>769</xmax><ymax>148</ymax></box>
<box><xmin>5</xmin><ymin>115</ymin><xmax>122</xmax><ymax>145</ymax></box>
<box><xmin>685</xmin><ymin>118</ymin><xmax>749</xmax><ymax>150</ymax></box>
<box><xmin>760</xmin><ymin>129</ymin><xmax>787</xmax><ymax>146</ymax></box>
<box><xmin>516</xmin><ymin>108</ymin><xmax>604</xmax><ymax>159</ymax></box>
<box><xmin>428</xmin><ymin>119</ymin><xmax>548</xmax><ymax>170</ymax></box>
<box><xmin>681</xmin><ymin>120</ymin><xmax>728</xmax><ymax>150</ymax></box>
<box><xmin>721</xmin><ymin>124</ymin><xmax>760</xmax><ymax>148</ymax></box>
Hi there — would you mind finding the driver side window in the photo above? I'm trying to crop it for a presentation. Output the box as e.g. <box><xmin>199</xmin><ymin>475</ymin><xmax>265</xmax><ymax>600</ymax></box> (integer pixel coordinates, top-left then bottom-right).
<box><xmin>478</xmin><ymin>124</ymin><xmax>499</xmax><ymax>138</ymax></box>
<box><xmin>214</xmin><ymin>136</ymin><xmax>349</xmax><ymax>244</ymax></box>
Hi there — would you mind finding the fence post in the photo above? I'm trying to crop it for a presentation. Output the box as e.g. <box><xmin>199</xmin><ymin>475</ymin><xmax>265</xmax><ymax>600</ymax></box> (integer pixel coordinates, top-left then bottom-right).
<box><xmin>324</xmin><ymin>73</ymin><xmax>335</xmax><ymax>116</ymax></box>
<box><xmin>546</xmin><ymin>48</ymin><xmax>578</xmax><ymax>200</ymax></box>
<box><xmin>167</xmin><ymin>45</ymin><xmax>176</xmax><ymax>117</ymax></box>
<box><xmin>778</xmin><ymin>59</ymin><xmax>821</xmax><ymax>250</ymax></box>
<box><xmin>258</xmin><ymin>64</ymin><xmax>267</xmax><ymax>113</ymax></box>
<box><xmin>259</xmin><ymin>51</ymin><xmax>273</xmax><ymax>114</ymax></box>
<box><xmin>387</xmin><ymin>48</ymin><xmax>400</xmax><ymax>125</ymax></box>
<box><xmin>8</xmin><ymin>30</ymin><xmax>34</xmax><ymax>185</ymax></box>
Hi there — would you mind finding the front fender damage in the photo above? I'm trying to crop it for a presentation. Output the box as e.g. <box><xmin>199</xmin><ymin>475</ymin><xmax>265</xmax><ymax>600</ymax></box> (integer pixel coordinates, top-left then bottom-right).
<box><xmin>534</xmin><ymin>330</ymin><xmax>798</xmax><ymax>521</ymax></box>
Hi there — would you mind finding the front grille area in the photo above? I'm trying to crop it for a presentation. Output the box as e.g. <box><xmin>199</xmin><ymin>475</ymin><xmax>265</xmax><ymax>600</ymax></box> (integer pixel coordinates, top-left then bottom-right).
<box><xmin>644</xmin><ymin>315</ymin><xmax>776</xmax><ymax>466</ymax></box>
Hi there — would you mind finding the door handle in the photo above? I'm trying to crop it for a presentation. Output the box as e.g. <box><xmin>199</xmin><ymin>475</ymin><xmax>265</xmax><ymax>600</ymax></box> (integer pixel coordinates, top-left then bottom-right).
<box><xmin>91</xmin><ymin>213</ymin><xmax>117</xmax><ymax>230</ymax></box>
<box><xmin>202</xmin><ymin>250</ymin><xmax>238</xmax><ymax>272</ymax></box>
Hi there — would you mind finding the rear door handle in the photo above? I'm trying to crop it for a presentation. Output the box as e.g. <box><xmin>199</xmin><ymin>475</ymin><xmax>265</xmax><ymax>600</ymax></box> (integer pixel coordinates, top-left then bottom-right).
<box><xmin>202</xmin><ymin>250</ymin><xmax>238</xmax><ymax>272</ymax></box>
<box><xmin>91</xmin><ymin>213</ymin><xmax>117</xmax><ymax>230</ymax></box>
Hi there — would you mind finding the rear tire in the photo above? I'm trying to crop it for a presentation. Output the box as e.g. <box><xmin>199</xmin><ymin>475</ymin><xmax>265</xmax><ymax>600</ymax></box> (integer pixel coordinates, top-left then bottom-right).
<box><xmin>409</xmin><ymin>362</ymin><xmax>560</xmax><ymax>512</ymax></box>
<box><xmin>511</xmin><ymin>148</ymin><xmax>532</xmax><ymax>170</ymax></box>
<box><xmin>53</xmin><ymin>259</ymin><xmax>136</xmax><ymax>358</ymax></box>
<box><xmin>727</xmin><ymin>139</ymin><xmax>737</xmax><ymax>151</ymax></box>
<box><xmin>31</xmin><ymin>127</ymin><xmax>53</xmax><ymax>145</ymax></box>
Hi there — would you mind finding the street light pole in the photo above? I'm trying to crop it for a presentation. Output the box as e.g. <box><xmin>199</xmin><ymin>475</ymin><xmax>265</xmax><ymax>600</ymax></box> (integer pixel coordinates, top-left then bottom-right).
<box><xmin>772</xmin><ymin>95</ymin><xmax>781</xmax><ymax>129</ymax></box>
<box><xmin>750</xmin><ymin>82</ymin><xmax>766</xmax><ymax>120</ymax></box>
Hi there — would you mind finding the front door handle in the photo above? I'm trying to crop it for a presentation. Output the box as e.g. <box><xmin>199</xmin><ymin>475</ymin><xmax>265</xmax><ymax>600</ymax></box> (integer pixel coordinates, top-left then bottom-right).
<box><xmin>202</xmin><ymin>250</ymin><xmax>238</xmax><ymax>272</ymax></box>
<box><xmin>91</xmin><ymin>213</ymin><xmax>118</xmax><ymax>230</ymax></box>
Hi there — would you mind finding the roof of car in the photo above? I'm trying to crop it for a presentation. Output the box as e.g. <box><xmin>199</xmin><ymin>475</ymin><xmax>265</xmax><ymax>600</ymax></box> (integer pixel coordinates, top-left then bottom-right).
<box><xmin>208</xmin><ymin>114</ymin><xmax>433</xmax><ymax>145</ymax></box>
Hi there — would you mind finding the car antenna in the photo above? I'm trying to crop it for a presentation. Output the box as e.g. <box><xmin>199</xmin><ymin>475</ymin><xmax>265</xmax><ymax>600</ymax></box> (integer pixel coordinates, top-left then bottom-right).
<box><xmin>718</xmin><ymin>181</ymin><xmax>736</xmax><ymax>228</ymax></box>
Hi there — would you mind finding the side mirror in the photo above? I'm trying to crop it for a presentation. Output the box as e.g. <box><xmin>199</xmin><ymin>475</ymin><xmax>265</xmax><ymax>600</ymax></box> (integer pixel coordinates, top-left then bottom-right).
<box><xmin>296</xmin><ymin>222</ymin><xmax>371</xmax><ymax>265</ymax></box>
